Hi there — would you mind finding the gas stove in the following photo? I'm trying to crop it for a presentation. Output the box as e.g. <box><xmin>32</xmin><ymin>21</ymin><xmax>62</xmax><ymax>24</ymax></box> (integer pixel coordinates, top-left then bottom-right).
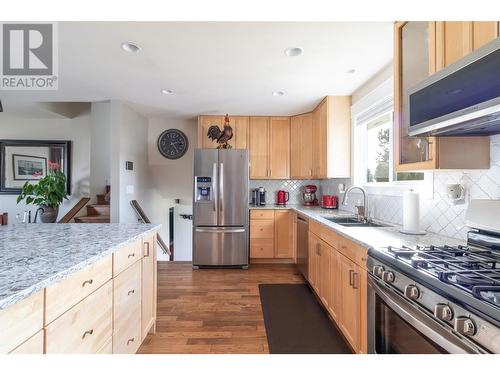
<box><xmin>367</xmin><ymin>200</ymin><xmax>500</xmax><ymax>354</ymax></box>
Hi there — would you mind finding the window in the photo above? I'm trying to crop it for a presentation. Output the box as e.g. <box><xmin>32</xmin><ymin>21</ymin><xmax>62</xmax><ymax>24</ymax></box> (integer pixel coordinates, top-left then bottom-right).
<box><xmin>354</xmin><ymin>97</ymin><xmax>425</xmax><ymax>186</ymax></box>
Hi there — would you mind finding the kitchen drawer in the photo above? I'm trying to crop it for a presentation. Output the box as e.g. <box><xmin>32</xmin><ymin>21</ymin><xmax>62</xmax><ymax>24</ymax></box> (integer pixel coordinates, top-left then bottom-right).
<box><xmin>338</xmin><ymin>236</ymin><xmax>368</xmax><ymax>269</ymax></box>
<box><xmin>97</xmin><ymin>336</ymin><xmax>113</xmax><ymax>354</ymax></box>
<box><xmin>250</xmin><ymin>220</ymin><xmax>274</xmax><ymax>239</ymax></box>
<box><xmin>9</xmin><ymin>330</ymin><xmax>44</xmax><ymax>354</ymax></box>
<box><xmin>113</xmin><ymin>239</ymin><xmax>142</xmax><ymax>276</ymax></box>
<box><xmin>310</xmin><ymin>220</ymin><xmax>340</xmax><ymax>249</ymax></box>
<box><xmin>250</xmin><ymin>239</ymin><xmax>274</xmax><ymax>258</ymax></box>
<box><xmin>250</xmin><ymin>209</ymin><xmax>275</xmax><ymax>220</ymax></box>
<box><xmin>113</xmin><ymin>260</ymin><xmax>142</xmax><ymax>354</ymax></box>
<box><xmin>45</xmin><ymin>281</ymin><xmax>113</xmax><ymax>354</ymax></box>
<box><xmin>0</xmin><ymin>290</ymin><xmax>43</xmax><ymax>353</ymax></box>
<box><xmin>46</xmin><ymin>254</ymin><xmax>112</xmax><ymax>323</ymax></box>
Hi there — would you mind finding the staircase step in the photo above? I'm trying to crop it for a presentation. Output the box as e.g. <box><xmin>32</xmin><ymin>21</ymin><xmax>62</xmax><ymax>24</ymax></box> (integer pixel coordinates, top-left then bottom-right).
<box><xmin>96</xmin><ymin>194</ymin><xmax>109</xmax><ymax>205</ymax></box>
<box><xmin>87</xmin><ymin>204</ymin><xmax>110</xmax><ymax>216</ymax></box>
<box><xmin>74</xmin><ymin>215</ymin><xmax>110</xmax><ymax>223</ymax></box>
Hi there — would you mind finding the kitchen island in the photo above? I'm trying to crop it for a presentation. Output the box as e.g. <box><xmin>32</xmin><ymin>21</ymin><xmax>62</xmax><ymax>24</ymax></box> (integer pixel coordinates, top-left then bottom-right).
<box><xmin>0</xmin><ymin>223</ymin><xmax>160</xmax><ymax>354</ymax></box>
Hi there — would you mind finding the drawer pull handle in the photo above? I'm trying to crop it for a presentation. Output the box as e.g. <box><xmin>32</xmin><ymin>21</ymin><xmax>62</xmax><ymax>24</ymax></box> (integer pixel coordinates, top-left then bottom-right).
<box><xmin>82</xmin><ymin>279</ymin><xmax>93</xmax><ymax>287</ymax></box>
<box><xmin>82</xmin><ymin>329</ymin><xmax>94</xmax><ymax>339</ymax></box>
<box><xmin>128</xmin><ymin>253</ymin><xmax>135</xmax><ymax>258</ymax></box>
<box><xmin>127</xmin><ymin>338</ymin><xmax>135</xmax><ymax>345</ymax></box>
<box><xmin>128</xmin><ymin>289</ymin><xmax>135</xmax><ymax>295</ymax></box>
<box><xmin>349</xmin><ymin>270</ymin><xmax>354</xmax><ymax>286</ymax></box>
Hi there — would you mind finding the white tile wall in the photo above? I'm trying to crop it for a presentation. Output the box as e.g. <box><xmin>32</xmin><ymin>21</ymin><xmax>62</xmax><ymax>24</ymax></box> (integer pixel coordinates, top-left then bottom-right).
<box><xmin>321</xmin><ymin>134</ymin><xmax>500</xmax><ymax>240</ymax></box>
<box><xmin>249</xmin><ymin>180</ymin><xmax>321</xmax><ymax>205</ymax></box>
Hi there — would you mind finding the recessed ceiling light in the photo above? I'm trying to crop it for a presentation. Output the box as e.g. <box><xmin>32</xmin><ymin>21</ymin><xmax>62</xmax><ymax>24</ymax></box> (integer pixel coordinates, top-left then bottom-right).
<box><xmin>346</xmin><ymin>68</ymin><xmax>356</xmax><ymax>74</ymax></box>
<box><xmin>121</xmin><ymin>42</ymin><xmax>141</xmax><ymax>53</ymax></box>
<box><xmin>284</xmin><ymin>47</ymin><xmax>303</xmax><ymax>57</ymax></box>
<box><xmin>160</xmin><ymin>89</ymin><xmax>174</xmax><ymax>95</ymax></box>
<box><xmin>272</xmin><ymin>91</ymin><xmax>285</xmax><ymax>97</ymax></box>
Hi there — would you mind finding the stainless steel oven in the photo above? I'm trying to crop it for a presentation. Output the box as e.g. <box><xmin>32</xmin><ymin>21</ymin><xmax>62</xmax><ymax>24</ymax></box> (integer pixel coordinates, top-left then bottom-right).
<box><xmin>367</xmin><ymin>275</ymin><xmax>483</xmax><ymax>354</ymax></box>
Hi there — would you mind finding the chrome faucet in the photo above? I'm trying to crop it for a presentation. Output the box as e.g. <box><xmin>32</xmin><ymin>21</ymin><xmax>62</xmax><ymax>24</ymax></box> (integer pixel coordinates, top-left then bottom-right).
<box><xmin>342</xmin><ymin>186</ymin><xmax>368</xmax><ymax>223</ymax></box>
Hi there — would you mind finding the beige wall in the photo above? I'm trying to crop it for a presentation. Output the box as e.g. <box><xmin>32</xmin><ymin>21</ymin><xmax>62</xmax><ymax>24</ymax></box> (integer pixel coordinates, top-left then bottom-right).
<box><xmin>351</xmin><ymin>62</ymin><xmax>393</xmax><ymax>105</ymax></box>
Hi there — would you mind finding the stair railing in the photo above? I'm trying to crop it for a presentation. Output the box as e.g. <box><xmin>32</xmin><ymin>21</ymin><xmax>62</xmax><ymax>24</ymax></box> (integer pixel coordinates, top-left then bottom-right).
<box><xmin>130</xmin><ymin>200</ymin><xmax>172</xmax><ymax>260</ymax></box>
<box><xmin>58</xmin><ymin>197</ymin><xmax>91</xmax><ymax>223</ymax></box>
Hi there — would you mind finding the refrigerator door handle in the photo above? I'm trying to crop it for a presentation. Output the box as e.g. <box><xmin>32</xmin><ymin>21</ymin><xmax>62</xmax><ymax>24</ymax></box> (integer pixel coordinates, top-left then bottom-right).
<box><xmin>195</xmin><ymin>228</ymin><xmax>246</xmax><ymax>233</ymax></box>
<box><xmin>212</xmin><ymin>162</ymin><xmax>218</xmax><ymax>215</ymax></box>
<box><xmin>219</xmin><ymin>162</ymin><xmax>224</xmax><ymax>213</ymax></box>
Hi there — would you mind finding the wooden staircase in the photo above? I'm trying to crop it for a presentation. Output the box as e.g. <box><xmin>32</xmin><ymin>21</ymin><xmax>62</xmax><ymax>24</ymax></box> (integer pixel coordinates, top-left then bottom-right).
<box><xmin>74</xmin><ymin>193</ymin><xmax>110</xmax><ymax>223</ymax></box>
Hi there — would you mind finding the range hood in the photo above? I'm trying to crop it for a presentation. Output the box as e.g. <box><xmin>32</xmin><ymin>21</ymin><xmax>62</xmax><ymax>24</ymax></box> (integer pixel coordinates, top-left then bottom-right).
<box><xmin>407</xmin><ymin>37</ymin><xmax>500</xmax><ymax>137</ymax></box>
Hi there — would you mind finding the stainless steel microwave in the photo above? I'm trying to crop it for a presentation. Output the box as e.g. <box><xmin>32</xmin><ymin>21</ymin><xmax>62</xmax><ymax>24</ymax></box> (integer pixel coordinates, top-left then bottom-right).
<box><xmin>407</xmin><ymin>37</ymin><xmax>500</xmax><ymax>137</ymax></box>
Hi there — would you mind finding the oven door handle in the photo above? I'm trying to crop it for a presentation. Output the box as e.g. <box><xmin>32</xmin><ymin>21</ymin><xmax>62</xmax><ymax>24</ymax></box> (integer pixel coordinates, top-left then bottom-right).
<box><xmin>368</xmin><ymin>276</ymin><xmax>484</xmax><ymax>354</ymax></box>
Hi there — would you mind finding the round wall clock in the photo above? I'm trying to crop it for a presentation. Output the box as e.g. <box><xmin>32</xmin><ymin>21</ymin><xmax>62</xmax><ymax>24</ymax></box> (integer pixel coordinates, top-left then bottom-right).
<box><xmin>157</xmin><ymin>129</ymin><xmax>189</xmax><ymax>159</ymax></box>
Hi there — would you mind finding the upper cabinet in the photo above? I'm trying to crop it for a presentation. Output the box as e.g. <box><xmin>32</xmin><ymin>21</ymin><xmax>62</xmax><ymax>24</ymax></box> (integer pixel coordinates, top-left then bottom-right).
<box><xmin>197</xmin><ymin>115</ymin><xmax>249</xmax><ymax>149</ymax></box>
<box><xmin>249</xmin><ymin>116</ymin><xmax>290</xmax><ymax>179</ymax></box>
<box><xmin>290</xmin><ymin>113</ymin><xmax>313</xmax><ymax>179</ymax></box>
<box><xmin>394</xmin><ymin>21</ymin><xmax>494</xmax><ymax>171</ymax></box>
<box><xmin>312</xmin><ymin>96</ymin><xmax>351</xmax><ymax>179</ymax></box>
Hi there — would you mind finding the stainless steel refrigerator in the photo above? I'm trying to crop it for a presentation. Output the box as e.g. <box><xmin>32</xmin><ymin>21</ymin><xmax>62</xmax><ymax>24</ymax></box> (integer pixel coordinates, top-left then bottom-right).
<box><xmin>192</xmin><ymin>149</ymin><xmax>249</xmax><ymax>268</ymax></box>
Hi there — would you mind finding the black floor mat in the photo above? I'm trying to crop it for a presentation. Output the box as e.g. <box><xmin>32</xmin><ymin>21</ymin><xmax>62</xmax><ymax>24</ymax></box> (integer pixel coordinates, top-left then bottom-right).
<box><xmin>259</xmin><ymin>283</ymin><xmax>352</xmax><ymax>354</ymax></box>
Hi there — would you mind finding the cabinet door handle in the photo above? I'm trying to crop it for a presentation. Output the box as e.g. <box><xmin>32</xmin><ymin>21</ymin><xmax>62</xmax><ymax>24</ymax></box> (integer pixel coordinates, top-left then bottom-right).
<box><xmin>127</xmin><ymin>338</ymin><xmax>135</xmax><ymax>345</ymax></box>
<box><xmin>316</xmin><ymin>243</ymin><xmax>321</xmax><ymax>256</ymax></box>
<box><xmin>128</xmin><ymin>253</ymin><xmax>135</xmax><ymax>258</ymax></box>
<box><xmin>128</xmin><ymin>289</ymin><xmax>135</xmax><ymax>296</ymax></box>
<box><xmin>144</xmin><ymin>242</ymin><xmax>150</xmax><ymax>257</ymax></box>
<box><xmin>82</xmin><ymin>329</ymin><xmax>94</xmax><ymax>339</ymax></box>
<box><xmin>82</xmin><ymin>279</ymin><xmax>93</xmax><ymax>287</ymax></box>
<box><xmin>349</xmin><ymin>270</ymin><xmax>354</xmax><ymax>286</ymax></box>
<box><xmin>352</xmin><ymin>272</ymin><xmax>359</xmax><ymax>289</ymax></box>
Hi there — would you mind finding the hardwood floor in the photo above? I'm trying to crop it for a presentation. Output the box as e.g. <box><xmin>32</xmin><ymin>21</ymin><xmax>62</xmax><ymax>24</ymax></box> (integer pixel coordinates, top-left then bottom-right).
<box><xmin>138</xmin><ymin>262</ymin><xmax>304</xmax><ymax>354</ymax></box>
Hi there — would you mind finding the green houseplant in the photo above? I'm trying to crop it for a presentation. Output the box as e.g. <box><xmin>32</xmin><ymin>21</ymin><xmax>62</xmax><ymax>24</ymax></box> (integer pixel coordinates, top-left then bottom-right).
<box><xmin>16</xmin><ymin>167</ymin><xmax>69</xmax><ymax>223</ymax></box>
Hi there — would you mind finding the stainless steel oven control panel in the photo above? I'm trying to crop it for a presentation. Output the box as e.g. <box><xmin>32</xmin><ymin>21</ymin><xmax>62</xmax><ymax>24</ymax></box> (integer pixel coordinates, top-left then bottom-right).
<box><xmin>368</xmin><ymin>256</ymin><xmax>500</xmax><ymax>353</ymax></box>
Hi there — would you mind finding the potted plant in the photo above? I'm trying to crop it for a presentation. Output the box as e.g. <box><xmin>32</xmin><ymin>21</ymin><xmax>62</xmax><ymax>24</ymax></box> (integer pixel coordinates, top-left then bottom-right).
<box><xmin>16</xmin><ymin>163</ymin><xmax>69</xmax><ymax>223</ymax></box>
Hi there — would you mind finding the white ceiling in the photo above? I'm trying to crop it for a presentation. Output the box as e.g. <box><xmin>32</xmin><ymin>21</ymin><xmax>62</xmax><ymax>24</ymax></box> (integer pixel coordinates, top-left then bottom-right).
<box><xmin>1</xmin><ymin>22</ymin><xmax>393</xmax><ymax>119</ymax></box>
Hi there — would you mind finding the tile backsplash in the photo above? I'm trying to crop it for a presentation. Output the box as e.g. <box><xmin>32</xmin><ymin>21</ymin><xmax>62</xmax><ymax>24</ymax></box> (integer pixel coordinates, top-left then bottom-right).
<box><xmin>321</xmin><ymin>134</ymin><xmax>500</xmax><ymax>241</ymax></box>
<box><xmin>249</xmin><ymin>180</ymin><xmax>321</xmax><ymax>205</ymax></box>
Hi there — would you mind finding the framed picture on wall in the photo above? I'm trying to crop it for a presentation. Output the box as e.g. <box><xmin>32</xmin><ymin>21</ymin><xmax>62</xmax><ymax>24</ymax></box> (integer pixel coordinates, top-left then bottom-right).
<box><xmin>12</xmin><ymin>154</ymin><xmax>48</xmax><ymax>181</ymax></box>
<box><xmin>0</xmin><ymin>140</ymin><xmax>72</xmax><ymax>195</ymax></box>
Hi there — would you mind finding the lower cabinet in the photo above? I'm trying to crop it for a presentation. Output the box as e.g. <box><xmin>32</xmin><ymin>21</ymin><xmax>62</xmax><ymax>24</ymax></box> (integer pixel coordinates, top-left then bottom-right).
<box><xmin>0</xmin><ymin>231</ymin><xmax>158</xmax><ymax>355</ymax></box>
<box><xmin>308</xmin><ymin>222</ymin><xmax>367</xmax><ymax>353</ymax></box>
<box><xmin>45</xmin><ymin>281</ymin><xmax>113</xmax><ymax>354</ymax></box>
<box><xmin>250</xmin><ymin>209</ymin><xmax>295</xmax><ymax>262</ymax></box>
<box><xmin>113</xmin><ymin>260</ymin><xmax>143</xmax><ymax>354</ymax></box>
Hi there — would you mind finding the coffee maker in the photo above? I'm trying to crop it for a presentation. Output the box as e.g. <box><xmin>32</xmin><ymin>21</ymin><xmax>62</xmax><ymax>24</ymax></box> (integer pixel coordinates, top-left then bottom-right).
<box><xmin>302</xmin><ymin>184</ymin><xmax>319</xmax><ymax>206</ymax></box>
<box><xmin>251</xmin><ymin>187</ymin><xmax>266</xmax><ymax>206</ymax></box>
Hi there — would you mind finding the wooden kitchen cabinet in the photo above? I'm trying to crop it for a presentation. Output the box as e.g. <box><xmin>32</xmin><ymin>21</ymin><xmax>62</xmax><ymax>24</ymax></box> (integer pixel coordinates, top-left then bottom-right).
<box><xmin>337</xmin><ymin>253</ymin><xmax>361</xmax><ymax>351</ymax></box>
<box><xmin>311</xmin><ymin>96</ymin><xmax>351</xmax><ymax>178</ymax></box>
<box><xmin>0</xmin><ymin>291</ymin><xmax>43</xmax><ymax>354</ymax></box>
<box><xmin>249</xmin><ymin>117</ymin><xmax>290</xmax><ymax>179</ymax></box>
<box><xmin>290</xmin><ymin>113</ymin><xmax>313</xmax><ymax>178</ymax></box>
<box><xmin>308</xmin><ymin>219</ymin><xmax>368</xmax><ymax>353</ymax></box>
<box><xmin>142</xmin><ymin>233</ymin><xmax>157</xmax><ymax>340</ymax></box>
<box><xmin>394</xmin><ymin>21</ymin><xmax>491</xmax><ymax>172</ymax></box>
<box><xmin>197</xmin><ymin>115</ymin><xmax>249</xmax><ymax>149</ymax></box>
<box><xmin>274</xmin><ymin>210</ymin><xmax>294</xmax><ymax>259</ymax></box>
<box><xmin>9</xmin><ymin>330</ymin><xmax>44</xmax><ymax>354</ymax></box>
<box><xmin>113</xmin><ymin>260</ymin><xmax>142</xmax><ymax>354</ymax></box>
<box><xmin>250</xmin><ymin>209</ymin><xmax>295</xmax><ymax>262</ymax></box>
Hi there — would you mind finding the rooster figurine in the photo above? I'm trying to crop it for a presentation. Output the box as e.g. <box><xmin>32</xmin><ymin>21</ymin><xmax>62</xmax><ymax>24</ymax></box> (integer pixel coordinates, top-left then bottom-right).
<box><xmin>207</xmin><ymin>114</ymin><xmax>233</xmax><ymax>149</ymax></box>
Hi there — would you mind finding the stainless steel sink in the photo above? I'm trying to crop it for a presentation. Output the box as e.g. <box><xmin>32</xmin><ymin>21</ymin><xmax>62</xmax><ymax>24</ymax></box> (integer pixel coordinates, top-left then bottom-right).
<box><xmin>322</xmin><ymin>216</ymin><xmax>391</xmax><ymax>228</ymax></box>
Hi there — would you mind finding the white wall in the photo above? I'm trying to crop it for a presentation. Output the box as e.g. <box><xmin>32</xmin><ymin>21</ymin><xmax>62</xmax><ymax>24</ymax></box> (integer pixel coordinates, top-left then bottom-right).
<box><xmin>109</xmin><ymin>101</ymin><xmax>152</xmax><ymax>224</ymax></box>
<box><xmin>89</xmin><ymin>101</ymin><xmax>111</xmax><ymax>201</ymax></box>
<box><xmin>147</xmin><ymin>117</ymin><xmax>197</xmax><ymax>260</ymax></box>
<box><xmin>0</xmin><ymin>112</ymin><xmax>91</xmax><ymax>221</ymax></box>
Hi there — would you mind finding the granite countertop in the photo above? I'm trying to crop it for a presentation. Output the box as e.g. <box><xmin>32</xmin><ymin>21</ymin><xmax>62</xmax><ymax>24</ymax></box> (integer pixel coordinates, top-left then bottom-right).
<box><xmin>0</xmin><ymin>223</ymin><xmax>161</xmax><ymax>310</ymax></box>
<box><xmin>250</xmin><ymin>204</ymin><xmax>464</xmax><ymax>250</ymax></box>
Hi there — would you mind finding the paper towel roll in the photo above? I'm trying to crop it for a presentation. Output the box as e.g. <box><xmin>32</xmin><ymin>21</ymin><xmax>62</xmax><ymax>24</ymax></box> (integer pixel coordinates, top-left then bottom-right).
<box><xmin>402</xmin><ymin>190</ymin><xmax>421</xmax><ymax>234</ymax></box>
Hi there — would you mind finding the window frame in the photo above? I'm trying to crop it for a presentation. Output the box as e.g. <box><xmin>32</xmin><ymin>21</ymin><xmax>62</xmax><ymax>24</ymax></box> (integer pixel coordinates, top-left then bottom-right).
<box><xmin>352</xmin><ymin>79</ymin><xmax>433</xmax><ymax>198</ymax></box>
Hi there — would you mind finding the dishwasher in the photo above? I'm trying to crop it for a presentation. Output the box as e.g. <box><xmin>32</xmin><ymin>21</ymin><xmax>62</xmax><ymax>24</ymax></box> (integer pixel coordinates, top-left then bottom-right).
<box><xmin>296</xmin><ymin>214</ymin><xmax>309</xmax><ymax>279</ymax></box>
